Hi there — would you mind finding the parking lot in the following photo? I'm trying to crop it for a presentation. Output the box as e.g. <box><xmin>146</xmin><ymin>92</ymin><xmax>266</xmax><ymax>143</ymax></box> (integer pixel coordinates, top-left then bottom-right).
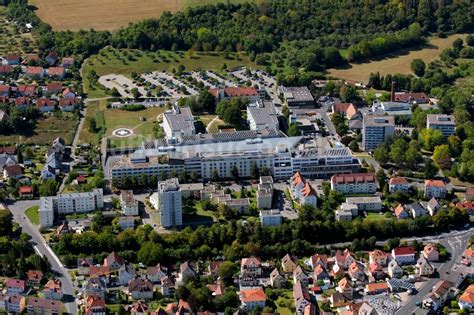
<box><xmin>99</xmin><ymin>74</ymin><xmax>147</xmax><ymax>98</ymax></box>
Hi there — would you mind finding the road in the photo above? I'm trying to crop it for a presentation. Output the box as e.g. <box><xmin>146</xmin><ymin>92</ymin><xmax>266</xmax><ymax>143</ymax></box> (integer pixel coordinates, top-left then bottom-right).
<box><xmin>396</xmin><ymin>229</ymin><xmax>472</xmax><ymax>314</ymax></box>
<box><xmin>6</xmin><ymin>200</ymin><xmax>78</xmax><ymax>314</ymax></box>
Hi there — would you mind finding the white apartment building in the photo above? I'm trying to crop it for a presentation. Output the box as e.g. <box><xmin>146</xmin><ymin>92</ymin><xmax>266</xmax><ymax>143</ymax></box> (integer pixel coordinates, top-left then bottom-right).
<box><xmin>331</xmin><ymin>173</ymin><xmax>377</xmax><ymax>195</ymax></box>
<box><xmin>157</xmin><ymin>178</ymin><xmax>182</xmax><ymax>228</ymax></box>
<box><xmin>345</xmin><ymin>196</ymin><xmax>382</xmax><ymax>212</ymax></box>
<box><xmin>162</xmin><ymin>105</ymin><xmax>195</xmax><ymax>139</ymax></box>
<box><xmin>426</xmin><ymin>114</ymin><xmax>455</xmax><ymax>137</ymax></box>
<box><xmin>362</xmin><ymin>115</ymin><xmax>395</xmax><ymax>151</ymax></box>
<box><xmin>424</xmin><ymin>180</ymin><xmax>447</xmax><ymax>199</ymax></box>
<box><xmin>257</xmin><ymin>176</ymin><xmax>274</xmax><ymax>209</ymax></box>
<box><xmin>259</xmin><ymin>210</ymin><xmax>282</xmax><ymax>227</ymax></box>
<box><xmin>247</xmin><ymin>100</ymin><xmax>279</xmax><ymax>131</ymax></box>
<box><xmin>120</xmin><ymin>190</ymin><xmax>139</xmax><ymax>216</ymax></box>
<box><xmin>39</xmin><ymin>189</ymin><xmax>104</xmax><ymax>227</ymax></box>
<box><xmin>389</xmin><ymin>177</ymin><xmax>411</xmax><ymax>193</ymax></box>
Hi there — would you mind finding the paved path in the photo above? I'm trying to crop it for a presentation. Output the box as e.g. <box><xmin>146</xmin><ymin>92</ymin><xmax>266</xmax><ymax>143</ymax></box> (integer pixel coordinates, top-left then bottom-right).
<box><xmin>6</xmin><ymin>200</ymin><xmax>78</xmax><ymax>314</ymax></box>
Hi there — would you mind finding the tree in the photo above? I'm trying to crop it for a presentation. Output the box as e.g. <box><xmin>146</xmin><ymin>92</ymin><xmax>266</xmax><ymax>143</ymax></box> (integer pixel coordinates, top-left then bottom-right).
<box><xmin>419</xmin><ymin>129</ymin><xmax>444</xmax><ymax>151</ymax></box>
<box><xmin>39</xmin><ymin>179</ymin><xmax>57</xmax><ymax>196</ymax></box>
<box><xmin>447</xmin><ymin>135</ymin><xmax>461</xmax><ymax>157</ymax></box>
<box><xmin>424</xmin><ymin>159</ymin><xmax>439</xmax><ymax>178</ymax></box>
<box><xmin>376</xmin><ymin>169</ymin><xmax>386</xmax><ymax>188</ymax></box>
<box><xmin>390</xmin><ymin>138</ymin><xmax>408</xmax><ymax>167</ymax></box>
<box><xmin>287</xmin><ymin>124</ymin><xmax>300</xmax><ymax>136</ymax></box>
<box><xmin>138</xmin><ymin>241</ymin><xmax>163</xmax><ymax>266</ymax></box>
<box><xmin>467</xmin><ymin>34</ymin><xmax>474</xmax><ymax>47</ymax></box>
<box><xmin>218</xmin><ymin>261</ymin><xmax>237</xmax><ymax>285</ymax></box>
<box><xmin>131</xmin><ymin>87</ymin><xmax>140</xmax><ymax>99</ymax></box>
<box><xmin>349</xmin><ymin>141</ymin><xmax>359</xmax><ymax>152</ymax></box>
<box><xmin>340</xmin><ymin>85</ymin><xmax>359</xmax><ymax>103</ymax></box>
<box><xmin>281</xmin><ymin>105</ymin><xmax>290</xmax><ymax>119</ymax></box>
<box><xmin>250</xmin><ymin>162</ymin><xmax>259</xmax><ymax>179</ymax></box>
<box><xmin>432</xmin><ymin>145</ymin><xmax>452</xmax><ymax>169</ymax></box>
<box><xmin>410</xmin><ymin>59</ymin><xmax>426</xmax><ymax>76</ymax></box>
<box><xmin>231</xmin><ymin>165</ymin><xmax>239</xmax><ymax>180</ymax></box>
<box><xmin>452</xmin><ymin>38</ymin><xmax>464</xmax><ymax>52</ymax></box>
<box><xmin>211</xmin><ymin>169</ymin><xmax>220</xmax><ymax>182</ymax></box>
<box><xmin>86</xmin><ymin>117</ymin><xmax>97</xmax><ymax>133</ymax></box>
<box><xmin>374</xmin><ymin>145</ymin><xmax>390</xmax><ymax>165</ymax></box>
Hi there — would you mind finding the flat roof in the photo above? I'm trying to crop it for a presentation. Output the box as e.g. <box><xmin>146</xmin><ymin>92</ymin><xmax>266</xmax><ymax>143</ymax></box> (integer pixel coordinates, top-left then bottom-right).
<box><xmin>163</xmin><ymin>106</ymin><xmax>194</xmax><ymax>132</ymax></box>
<box><xmin>364</xmin><ymin>115</ymin><xmax>395</xmax><ymax>127</ymax></box>
<box><xmin>248</xmin><ymin>100</ymin><xmax>279</xmax><ymax>127</ymax></box>
<box><xmin>427</xmin><ymin>114</ymin><xmax>455</xmax><ymax>125</ymax></box>
<box><xmin>280</xmin><ymin>86</ymin><xmax>314</xmax><ymax>102</ymax></box>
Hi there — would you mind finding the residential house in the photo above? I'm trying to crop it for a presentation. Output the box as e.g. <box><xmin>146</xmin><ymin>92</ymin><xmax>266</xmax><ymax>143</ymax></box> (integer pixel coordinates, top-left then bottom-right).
<box><xmin>423</xmin><ymin>244</ymin><xmax>440</xmax><ymax>262</ymax></box>
<box><xmin>45</xmin><ymin>52</ymin><xmax>58</xmax><ymax>65</ymax></box>
<box><xmin>84</xmin><ymin>277</ymin><xmax>107</xmax><ymax>300</ymax></box>
<box><xmin>0</xmin><ymin>110</ymin><xmax>9</xmax><ymax>124</ymax></box>
<box><xmin>207</xmin><ymin>261</ymin><xmax>223</xmax><ymax>277</ymax></box>
<box><xmin>0</xmin><ymin>294</ymin><xmax>7</xmax><ymax>312</ymax></box>
<box><xmin>206</xmin><ymin>279</ymin><xmax>225</xmax><ymax>297</ymax></box>
<box><xmin>61</xmin><ymin>57</ymin><xmax>75</xmax><ymax>68</ymax></box>
<box><xmin>426</xmin><ymin>198</ymin><xmax>441</xmax><ymax>216</ymax></box>
<box><xmin>126</xmin><ymin>300</ymin><xmax>149</xmax><ymax>315</ymax></box>
<box><xmin>332</xmin><ymin>103</ymin><xmax>359</xmax><ymax>120</ymax></box>
<box><xmin>118</xmin><ymin>264</ymin><xmax>136</xmax><ymax>286</ymax></box>
<box><xmin>58</xmin><ymin>97</ymin><xmax>78</xmax><ymax>112</ymax></box>
<box><xmin>423</xmin><ymin>280</ymin><xmax>454</xmax><ymax>311</ymax></box>
<box><xmin>293</xmin><ymin>266</ymin><xmax>309</xmax><ymax>286</ymax></box>
<box><xmin>424</xmin><ymin>180</ymin><xmax>447</xmax><ymax>199</ymax></box>
<box><xmin>392</xmin><ymin>247</ymin><xmax>416</xmax><ymax>265</ymax></box>
<box><xmin>269</xmin><ymin>268</ymin><xmax>285</xmax><ymax>288</ymax></box>
<box><xmin>62</xmin><ymin>87</ymin><xmax>76</xmax><ymax>99</ymax></box>
<box><xmin>47</xmin><ymin>67</ymin><xmax>65</xmax><ymax>80</ymax></box>
<box><xmin>0</xmin><ymin>84</ymin><xmax>10</xmax><ymax>97</ymax></box>
<box><xmin>27</xmin><ymin>297</ymin><xmax>63</xmax><ymax>315</ymax></box>
<box><xmin>43</xmin><ymin>279</ymin><xmax>63</xmax><ymax>300</ymax></box>
<box><xmin>310</xmin><ymin>253</ymin><xmax>328</xmax><ymax>270</ymax></box>
<box><xmin>77</xmin><ymin>258</ymin><xmax>94</xmax><ymax>276</ymax></box>
<box><xmin>146</xmin><ymin>264</ymin><xmax>167</xmax><ymax>284</ymax></box>
<box><xmin>239</xmin><ymin>272</ymin><xmax>259</xmax><ymax>288</ymax></box>
<box><xmin>335</xmin><ymin>249</ymin><xmax>357</xmax><ymax>270</ymax></box>
<box><xmin>36</xmin><ymin>98</ymin><xmax>56</xmax><ymax>113</ymax></box>
<box><xmin>290</xmin><ymin>172</ymin><xmax>317</xmax><ymax>207</ymax></box>
<box><xmin>369</xmin><ymin>250</ymin><xmax>389</xmax><ymax>267</ymax></box>
<box><xmin>104</xmin><ymin>251</ymin><xmax>125</xmax><ymax>272</ymax></box>
<box><xmin>389</xmin><ymin>177</ymin><xmax>411</xmax><ymax>193</ymax></box>
<box><xmin>239</xmin><ymin>287</ymin><xmax>266</xmax><ymax>311</ymax></box>
<box><xmin>368</xmin><ymin>262</ymin><xmax>385</xmax><ymax>280</ymax></box>
<box><xmin>345</xmin><ymin>196</ymin><xmax>382</xmax><ymax>212</ymax></box>
<box><xmin>128</xmin><ymin>279</ymin><xmax>154</xmax><ymax>300</ymax></box>
<box><xmin>16</xmin><ymin>85</ymin><xmax>36</xmax><ymax>97</ymax></box>
<box><xmin>0</xmin><ymin>65</ymin><xmax>12</xmax><ymax>75</ymax></box>
<box><xmin>257</xmin><ymin>176</ymin><xmax>273</xmax><ymax>209</ymax></box>
<box><xmin>259</xmin><ymin>209</ymin><xmax>282</xmax><ymax>227</ymax></box>
<box><xmin>120</xmin><ymin>190</ymin><xmax>139</xmax><ymax>216</ymax></box>
<box><xmin>160</xmin><ymin>276</ymin><xmax>174</xmax><ymax>297</ymax></box>
<box><xmin>313</xmin><ymin>265</ymin><xmax>330</xmax><ymax>281</ymax></box>
<box><xmin>393</xmin><ymin>204</ymin><xmax>409</xmax><ymax>219</ymax></box>
<box><xmin>459</xmin><ymin>285</ymin><xmax>474</xmax><ymax>311</ymax></box>
<box><xmin>45</xmin><ymin>82</ymin><xmax>63</xmax><ymax>94</ymax></box>
<box><xmin>25</xmin><ymin>66</ymin><xmax>44</xmax><ymax>79</ymax></box>
<box><xmin>19</xmin><ymin>186</ymin><xmax>34</xmax><ymax>198</ymax></box>
<box><xmin>407</xmin><ymin>202</ymin><xmax>426</xmax><ymax>218</ymax></box>
<box><xmin>388</xmin><ymin>260</ymin><xmax>403</xmax><ymax>278</ymax></box>
<box><xmin>281</xmin><ymin>254</ymin><xmax>298</xmax><ymax>273</ymax></box>
<box><xmin>241</xmin><ymin>257</ymin><xmax>262</xmax><ymax>277</ymax></box>
<box><xmin>330</xmin><ymin>292</ymin><xmax>348</xmax><ymax>308</ymax></box>
<box><xmin>365</xmin><ymin>282</ymin><xmax>389</xmax><ymax>295</ymax></box>
<box><xmin>416</xmin><ymin>256</ymin><xmax>435</xmax><ymax>277</ymax></box>
<box><xmin>5</xmin><ymin>279</ymin><xmax>26</xmax><ymax>295</ymax></box>
<box><xmin>116</xmin><ymin>216</ymin><xmax>136</xmax><ymax>231</ymax></box>
<box><xmin>26</xmin><ymin>270</ymin><xmax>42</xmax><ymax>286</ymax></box>
<box><xmin>348</xmin><ymin>262</ymin><xmax>366</xmax><ymax>282</ymax></box>
<box><xmin>14</xmin><ymin>97</ymin><xmax>30</xmax><ymax>110</ymax></box>
<box><xmin>293</xmin><ymin>281</ymin><xmax>312</xmax><ymax>315</ymax></box>
<box><xmin>5</xmin><ymin>53</ymin><xmax>19</xmax><ymax>65</ymax></box>
<box><xmin>337</xmin><ymin>278</ymin><xmax>353</xmax><ymax>300</ymax></box>
<box><xmin>179</xmin><ymin>261</ymin><xmax>196</xmax><ymax>282</ymax></box>
<box><xmin>85</xmin><ymin>296</ymin><xmax>106</xmax><ymax>315</ymax></box>
<box><xmin>7</xmin><ymin>295</ymin><xmax>26</xmax><ymax>313</ymax></box>
<box><xmin>56</xmin><ymin>221</ymin><xmax>72</xmax><ymax>237</ymax></box>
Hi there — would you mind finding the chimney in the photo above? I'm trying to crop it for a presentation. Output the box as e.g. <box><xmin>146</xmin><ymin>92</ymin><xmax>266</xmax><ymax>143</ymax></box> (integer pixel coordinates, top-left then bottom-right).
<box><xmin>391</xmin><ymin>81</ymin><xmax>396</xmax><ymax>102</ymax></box>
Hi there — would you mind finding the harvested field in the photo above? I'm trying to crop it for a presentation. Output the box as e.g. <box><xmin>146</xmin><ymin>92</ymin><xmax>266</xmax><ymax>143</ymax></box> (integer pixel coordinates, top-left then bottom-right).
<box><xmin>328</xmin><ymin>34</ymin><xmax>469</xmax><ymax>83</ymax></box>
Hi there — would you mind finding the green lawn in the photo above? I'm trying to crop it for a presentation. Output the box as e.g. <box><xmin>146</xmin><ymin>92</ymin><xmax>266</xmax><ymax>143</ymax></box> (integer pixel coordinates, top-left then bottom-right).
<box><xmin>365</xmin><ymin>212</ymin><xmax>390</xmax><ymax>222</ymax></box>
<box><xmin>83</xmin><ymin>47</ymin><xmax>261</xmax><ymax>97</ymax></box>
<box><xmin>25</xmin><ymin>206</ymin><xmax>40</xmax><ymax>225</ymax></box>
<box><xmin>275</xmin><ymin>291</ymin><xmax>295</xmax><ymax>315</ymax></box>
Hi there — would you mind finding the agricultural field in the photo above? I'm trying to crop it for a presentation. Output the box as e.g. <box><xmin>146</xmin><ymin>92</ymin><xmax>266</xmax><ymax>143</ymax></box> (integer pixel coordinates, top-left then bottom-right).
<box><xmin>0</xmin><ymin>114</ymin><xmax>78</xmax><ymax>145</ymax></box>
<box><xmin>29</xmin><ymin>0</ymin><xmax>253</xmax><ymax>31</ymax></box>
<box><xmin>82</xmin><ymin>47</ymin><xmax>260</xmax><ymax>98</ymax></box>
<box><xmin>328</xmin><ymin>34</ymin><xmax>469</xmax><ymax>83</ymax></box>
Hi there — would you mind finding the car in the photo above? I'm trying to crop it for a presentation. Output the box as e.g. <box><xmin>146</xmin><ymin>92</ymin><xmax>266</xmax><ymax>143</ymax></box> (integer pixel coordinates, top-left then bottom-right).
<box><xmin>415</xmin><ymin>301</ymin><xmax>421</xmax><ymax>307</ymax></box>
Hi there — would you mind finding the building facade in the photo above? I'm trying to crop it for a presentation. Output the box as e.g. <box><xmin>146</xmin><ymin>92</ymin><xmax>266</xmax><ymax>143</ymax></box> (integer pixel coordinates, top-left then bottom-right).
<box><xmin>362</xmin><ymin>115</ymin><xmax>395</xmax><ymax>151</ymax></box>
<box><xmin>157</xmin><ymin>178</ymin><xmax>182</xmax><ymax>228</ymax></box>
<box><xmin>426</xmin><ymin>114</ymin><xmax>455</xmax><ymax>137</ymax></box>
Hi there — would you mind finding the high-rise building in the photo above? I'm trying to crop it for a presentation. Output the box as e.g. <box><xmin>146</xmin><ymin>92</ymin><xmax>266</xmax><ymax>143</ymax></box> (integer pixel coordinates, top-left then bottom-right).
<box><xmin>362</xmin><ymin>115</ymin><xmax>395</xmax><ymax>151</ymax></box>
<box><xmin>426</xmin><ymin>114</ymin><xmax>455</xmax><ymax>137</ymax></box>
<box><xmin>157</xmin><ymin>178</ymin><xmax>182</xmax><ymax>228</ymax></box>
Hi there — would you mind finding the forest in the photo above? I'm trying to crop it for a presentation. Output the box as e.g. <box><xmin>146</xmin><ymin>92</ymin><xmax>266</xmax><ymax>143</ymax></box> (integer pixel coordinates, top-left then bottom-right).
<box><xmin>4</xmin><ymin>0</ymin><xmax>473</xmax><ymax>73</ymax></box>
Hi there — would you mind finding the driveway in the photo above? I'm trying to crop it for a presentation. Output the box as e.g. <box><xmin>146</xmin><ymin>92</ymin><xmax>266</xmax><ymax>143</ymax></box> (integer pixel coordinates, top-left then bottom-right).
<box><xmin>6</xmin><ymin>200</ymin><xmax>78</xmax><ymax>314</ymax></box>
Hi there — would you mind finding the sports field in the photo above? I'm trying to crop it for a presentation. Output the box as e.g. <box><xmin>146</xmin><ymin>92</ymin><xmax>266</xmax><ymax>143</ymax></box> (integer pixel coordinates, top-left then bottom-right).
<box><xmin>328</xmin><ymin>34</ymin><xmax>469</xmax><ymax>83</ymax></box>
<box><xmin>29</xmin><ymin>0</ymin><xmax>252</xmax><ymax>31</ymax></box>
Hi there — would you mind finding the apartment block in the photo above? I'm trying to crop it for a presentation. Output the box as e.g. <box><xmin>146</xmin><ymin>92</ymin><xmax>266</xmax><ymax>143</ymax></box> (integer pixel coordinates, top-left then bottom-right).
<box><xmin>426</xmin><ymin>114</ymin><xmax>455</xmax><ymax>137</ymax></box>
<box><xmin>39</xmin><ymin>189</ymin><xmax>104</xmax><ymax>228</ymax></box>
<box><xmin>157</xmin><ymin>178</ymin><xmax>182</xmax><ymax>228</ymax></box>
<box><xmin>362</xmin><ymin>115</ymin><xmax>395</xmax><ymax>151</ymax></box>
<box><xmin>120</xmin><ymin>190</ymin><xmax>139</xmax><ymax>216</ymax></box>
<box><xmin>331</xmin><ymin>173</ymin><xmax>376</xmax><ymax>195</ymax></box>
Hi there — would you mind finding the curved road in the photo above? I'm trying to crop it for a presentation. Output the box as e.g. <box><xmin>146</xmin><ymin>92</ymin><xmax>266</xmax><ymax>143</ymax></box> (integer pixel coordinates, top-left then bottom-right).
<box><xmin>7</xmin><ymin>200</ymin><xmax>78</xmax><ymax>314</ymax></box>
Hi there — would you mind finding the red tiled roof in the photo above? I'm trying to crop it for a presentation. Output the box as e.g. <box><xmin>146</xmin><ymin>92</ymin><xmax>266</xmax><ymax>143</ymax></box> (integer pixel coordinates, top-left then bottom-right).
<box><xmin>333</xmin><ymin>103</ymin><xmax>358</xmax><ymax>119</ymax></box>
<box><xmin>48</xmin><ymin>67</ymin><xmax>65</xmax><ymax>76</ymax></box>
<box><xmin>394</xmin><ymin>92</ymin><xmax>429</xmax><ymax>103</ymax></box>
<box><xmin>332</xmin><ymin>173</ymin><xmax>375</xmax><ymax>184</ymax></box>
<box><xmin>389</xmin><ymin>177</ymin><xmax>409</xmax><ymax>185</ymax></box>
<box><xmin>456</xmin><ymin>201</ymin><xmax>474</xmax><ymax>212</ymax></box>
<box><xmin>241</xmin><ymin>257</ymin><xmax>261</xmax><ymax>267</ymax></box>
<box><xmin>366</xmin><ymin>282</ymin><xmax>388</xmax><ymax>292</ymax></box>
<box><xmin>301</xmin><ymin>182</ymin><xmax>317</xmax><ymax>197</ymax></box>
<box><xmin>0</xmin><ymin>65</ymin><xmax>13</xmax><ymax>73</ymax></box>
<box><xmin>6</xmin><ymin>278</ymin><xmax>25</xmax><ymax>289</ymax></box>
<box><xmin>15</xmin><ymin>97</ymin><xmax>30</xmax><ymax>106</ymax></box>
<box><xmin>19</xmin><ymin>186</ymin><xmax>33</xmax><ymax>194</ymax></box>
<box><xmin>0</xmin><ymin>146</ymin><xmax>16</xmax><ymax>154</ymax></box>
<box><xmin>26</xmin><ymin>66</ymin><xmax>43</xmax><ymax>74</ymax></box>
<box><xmin>0</xmin><ymin>85</ymin><xmax>10</xmax><ymax>93</ymax></box>
<box><xmin>59</xmin><ymin>97</ymin><xmax>78</xmax><ymax>106</ymax></box>
<box><xmin>46</xmin><ymin>82</ymin><xmax>62</xmax><ymax>92</ymax></box>
<box><xmin>240</xmin><ymin>287</ymin><xmax>266</xmax><ymax>302</ymax></box>
<box><xmin>37</xmin><ymin>98</ymin><xmax>56</xmax><ymax>108</ymax></box>
<box><xmin>4</xmin><ymin>164</ymin><xmax>22</xmax><ymax>177</ymax></box>
<box><xmin>393</xmin><ymin>247</ymin><xmax>415</xmax><ymax>256</ymax></box>
<box><xmin>5</xmin><ymin>54</ymin><xmax>19</xmax><ymax>62</ymax></box>
<box><xmin>17</xmin><ymin>85</ymin><xmax>36</xmax><ymax>95</ymax></box>
<box><xmin>425</xmin><ymin>180</ymin><xmax>446</xmax><ymax>188</ymax></box>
